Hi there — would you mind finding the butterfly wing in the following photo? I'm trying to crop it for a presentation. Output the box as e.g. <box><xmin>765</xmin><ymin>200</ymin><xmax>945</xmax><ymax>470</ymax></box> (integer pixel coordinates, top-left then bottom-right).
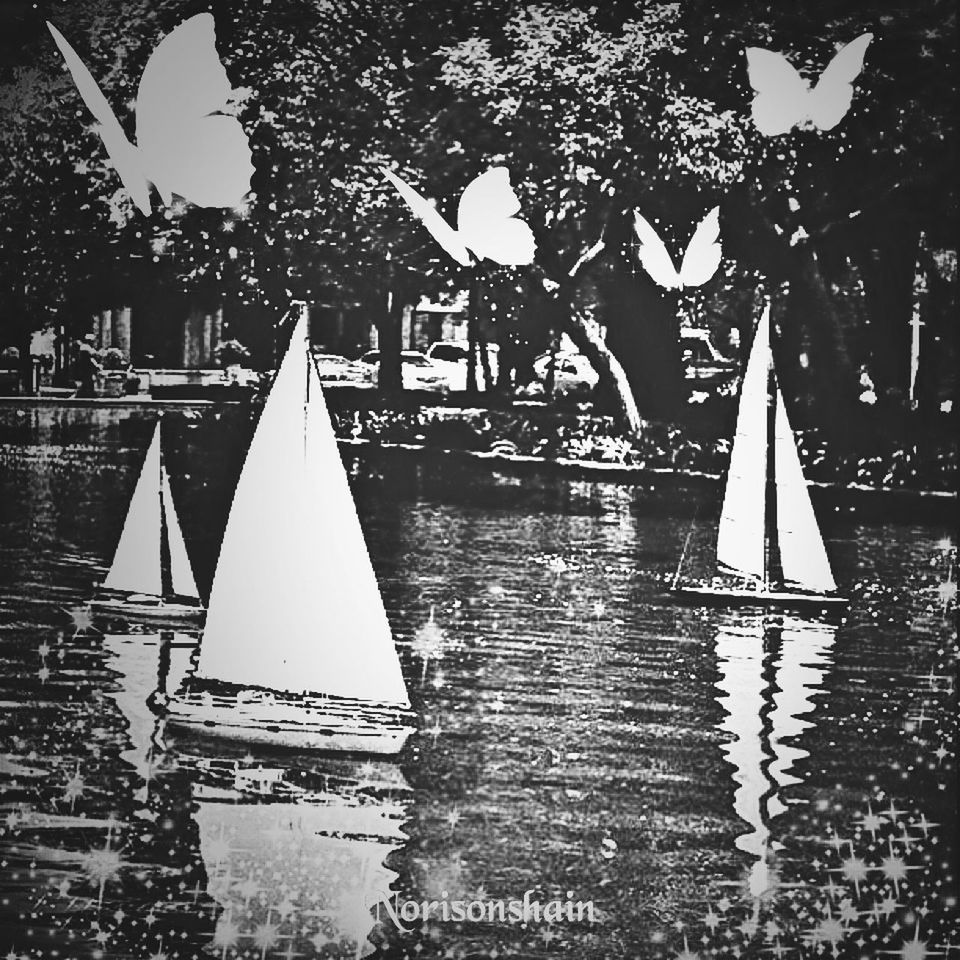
<box><xmin>678</xmin><ymin>207</ymin><xmax>722</xmax><ymax>287</ymax></box>
<box><xmin>456</xmin><ymin>167</ymin><xmax>536</xmax><ymax>266</ymax></box>
<box><xmin>381</xmin><ymin>168</ymin><xmax>473</xmax><ymax>266</ymax></box>
<box><xmin>135</xmin><ymin>13</ymin><xmax>253</xmax><ymax>209</ymax></box>
<box><xmin>632</xmin><ymin>210</ymin><xmax>682</xmax><ymax>290</ymax></box>
<box><xmin>47</xmin><ymin>21</ymin><xmax>152</xmax><ymax>214</ymax></box>
<box><xmin>744</xmin><ymin>46</ymin><xmax>811</xmax><ymax>136</ymax></box>
<box><xmin>808</xmin><ymin>33</ymin><xmax>873</xmax><ymax>131</ymax></box>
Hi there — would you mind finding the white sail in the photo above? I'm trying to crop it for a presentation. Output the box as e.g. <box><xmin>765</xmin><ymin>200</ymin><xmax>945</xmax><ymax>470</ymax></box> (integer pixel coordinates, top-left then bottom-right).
<box><xmin>773</xmin><ymin>388</ymin><xmax>837</xmax><ymax>593</ymax></box>
<box><xmin>716</xmin><ymin>305</ymin><xmax>771</xmax><ymax>582</ymax></box>
<box><xmin>103</xmin><ymin>423</ymin><xmax>163</xmax><ymax>596</ymax></box>
<box><xmin>195</xmin><ymin>309</ymin><xmax>409</xmax><ymax>706</ymax></box>
<box><xmin>160</xmin><ymin>464</ymin><xmax>200</xmax><ymax>599</ymax></box>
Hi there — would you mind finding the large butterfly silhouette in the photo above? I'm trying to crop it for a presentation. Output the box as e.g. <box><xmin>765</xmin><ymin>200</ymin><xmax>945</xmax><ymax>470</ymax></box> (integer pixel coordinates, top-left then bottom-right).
<box><xmin>381</xmin><ymin>167</ymin><xmax>536</xmax><ymax>266</ymax></box>
<box><xmin>632</xmin><ymin>207</ymin><xmax>722</xmax><ymax>291</ymax></box>
<box><xmin>48</xmin><ymin>13</ymin><xmax>254</xmax><ymax>214</ymax></box>
<box><xmin>745</xmin><ymin>33</ymin><xmax>874</xmax><ymax>137</ymax></box>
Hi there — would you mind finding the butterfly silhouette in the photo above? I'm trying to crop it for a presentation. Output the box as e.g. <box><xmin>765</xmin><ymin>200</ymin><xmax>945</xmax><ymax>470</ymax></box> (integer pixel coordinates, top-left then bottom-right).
<box><xmin>745</xmin><ymin>33</ymin><xmax>874</xmax><ymax>137</ymax></box>
<box><xmin>48</xmin><ymin>13</ymin><xmax>254</xmax><ymax>214</ymax></box>
<box><xmin>381</xmin><ymin>167</ymin><xmax>536</xmax><ymax>266</ymax></box>
<box><xmin>632</xmin><ymin>207</ymin><xmax>722</xmax><ymax>291</ymax></box>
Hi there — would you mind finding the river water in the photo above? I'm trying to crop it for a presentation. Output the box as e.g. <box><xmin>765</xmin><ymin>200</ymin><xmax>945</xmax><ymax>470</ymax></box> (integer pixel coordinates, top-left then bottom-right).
<box><xmin>0</xmin><ymin>410</ymin><xmax>956</xmax><ymax>959</ymax></box>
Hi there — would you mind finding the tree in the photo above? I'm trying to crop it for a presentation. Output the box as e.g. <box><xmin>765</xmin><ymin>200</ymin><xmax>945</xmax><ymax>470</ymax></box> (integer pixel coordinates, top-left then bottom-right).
<box><xmin>2</xmin><ymin>0</ymin><xmax>953</xmax><ymax>427</ymax></box>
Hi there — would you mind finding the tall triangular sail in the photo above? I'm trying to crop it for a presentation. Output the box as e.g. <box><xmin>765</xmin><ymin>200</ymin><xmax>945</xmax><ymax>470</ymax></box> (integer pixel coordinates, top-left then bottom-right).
<box><xmin>716</xmin><ymin>304</ymin><xmax>771</xmax><ymax>582</ymax></box>
<box><xmin>773</xmin><ymin>390</ymin><xmax>837</xmax><ymax>593</ymax></box>
<box><xmin>195</xmin><ymin>310</ymin><xmax>409</xmax><ymax>706</ymax></box>
<box><xmin>103</xmin><ymin>424</ymin><xmax>164</xmax><ymax>596</ymax></box>
<box><xmin>161</xmin><ymin>465</ymin><xmax>200</xmax><ymax>599</ymax></box>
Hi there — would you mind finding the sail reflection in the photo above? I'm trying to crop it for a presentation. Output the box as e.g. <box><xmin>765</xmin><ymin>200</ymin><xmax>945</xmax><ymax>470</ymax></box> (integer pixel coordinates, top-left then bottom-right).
<box><xmin>102</xmin><ymin>634</ymin><xmax>412</xmax><ymax>957</ymax></box>
<box><xmin>101</xmin><ymin>631</ymin><xmax>196</xmax><ymax>799</ymax></box>
<box><xmin>713</xmin><ymin>613</ymin><xmax>836</xmax><ymax>899</ymax></box>
<box><xmin>182</xmin><ymin>749</ymin><xmax>411</xmax><ymax>959</ymax></box>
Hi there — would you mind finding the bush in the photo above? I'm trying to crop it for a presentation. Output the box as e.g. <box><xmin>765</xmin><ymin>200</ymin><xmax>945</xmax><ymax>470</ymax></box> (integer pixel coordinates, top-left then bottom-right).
<box><xmin>99</xmin><ymin>347</ymin><xmax>128</xmax><ymax>371</ymax></box>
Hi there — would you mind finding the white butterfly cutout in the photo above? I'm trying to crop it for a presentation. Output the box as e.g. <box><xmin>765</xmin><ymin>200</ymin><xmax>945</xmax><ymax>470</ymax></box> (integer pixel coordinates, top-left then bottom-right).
<box><xmin>381</xmin><ymin>167</ymin><xmax>536</xmax><ymax>266</ymax></box>
<box><xmin>745</xmin><ymin>33</ymin><xmax>874</xmax><ymax>137</ymax></box>
<box><xmin>47</xmin><ymin>13</ymin><xmax>254</xmax><ymax>214</ymax></box>
<box><xmin>632</xmin><ymin>207</ymin><xmax>722</xmax><ymax>291</ymax></box>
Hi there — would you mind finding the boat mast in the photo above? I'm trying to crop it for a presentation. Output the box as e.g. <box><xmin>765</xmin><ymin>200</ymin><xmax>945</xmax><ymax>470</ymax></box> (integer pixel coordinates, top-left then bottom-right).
<box><xmin>158</xmin><ymin>430</ymin><xmax>173</xmax><ymax>599</ymax></box>
<box><xmin>763</xmin><ymin>337</ymin><xmax>782</xmax><ymax>592</ymax></box>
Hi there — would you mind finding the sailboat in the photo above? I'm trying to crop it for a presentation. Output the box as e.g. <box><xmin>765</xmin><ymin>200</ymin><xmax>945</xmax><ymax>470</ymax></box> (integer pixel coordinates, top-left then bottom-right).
<box><xmin>164</xmin><ymin>305</ymin><xmax>416</xmax><ymax>753</ymax></box>
<box><xmin>91</xmin><ymin>421</ymin><xmax>204</xmax><ymax>623</ymax></box>
<box><xmin>670</xmin><ymin>304</ymin><xmax>847</xmax><ymax>611</ymax></box>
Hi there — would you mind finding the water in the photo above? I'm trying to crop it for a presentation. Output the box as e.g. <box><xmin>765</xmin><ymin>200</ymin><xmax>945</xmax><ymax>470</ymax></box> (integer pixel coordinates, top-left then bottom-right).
<box><xmin>0</xmin><ymin>412</ymin><xmax>956</xmax><ymax>959</ymax></box>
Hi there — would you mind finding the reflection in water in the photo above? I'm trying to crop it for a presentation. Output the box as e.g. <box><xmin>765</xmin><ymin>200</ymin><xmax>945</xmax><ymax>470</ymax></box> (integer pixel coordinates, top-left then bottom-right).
<box><xmin>187</xmin><ymin>757</ymin><xmax>409</xmax><ymax>959</ymax></box>
<box><xmin>104</xmin><ymin>631</ymin><xmax>411</xmax><ymax>958</ymax></box>
<box><xmin>101</xmin><ymin>632</ymin><xmax>196</xmax><ymax>798</ymax></box>
<box><xmin>2</xmin><ymin>435</ymin><xmax>953</xmax><ymax>959</ymax></box>
<box><xmin>714</xmin><ymin>614</ymin><xmax>836</xmax><ymax>900</ymax></box>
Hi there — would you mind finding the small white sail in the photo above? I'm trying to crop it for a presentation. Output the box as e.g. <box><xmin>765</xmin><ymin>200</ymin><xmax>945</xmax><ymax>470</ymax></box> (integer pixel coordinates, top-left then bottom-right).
<box><xmin>773</xmin><ymin>389</ymin><xmax>837</xmax><ymax>593</ymax></box>
<box><xmin>195</xmin><ymin>309</ymin><xmax>409</xmax><ymax>706</ymax></box>
<box><xmin>716</xmin><ymin>304</ymin><xmax>770</xmax><ymax>582</ymax></box>
<box><xmin>160</xmin><ymin>465</ymin><xmax>200</xmax><ymax>599</ymax></box>
<box><xmin>103</xmin><ymin>423</ymin><xmax>163</xmax><ymax>596</ymax></box>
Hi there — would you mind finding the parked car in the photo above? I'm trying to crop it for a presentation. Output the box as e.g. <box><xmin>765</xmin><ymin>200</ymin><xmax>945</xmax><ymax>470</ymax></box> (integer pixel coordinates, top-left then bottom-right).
<box><xmin>311</xmin><ymin>351</ymin><xmax>370</xmax><ymax>386</ymax></box>
<box><xmin>532</xmin><ymin>351</ymin><xmax>599</xmax><ymax>397</ymax></box>
<box><xmin>680</xmin><ymin>329</ymin><xmax>738</xmax><ymax>384</ymax></box>
<box><xmin>357</xmin><ymin>350</ymin><xmax>447</xmax><ymax>391</ymax></box>
<box><xmin>424</xmin><ymin>341</ymin><xmax>499</xmax><ymax>391</ymax></box>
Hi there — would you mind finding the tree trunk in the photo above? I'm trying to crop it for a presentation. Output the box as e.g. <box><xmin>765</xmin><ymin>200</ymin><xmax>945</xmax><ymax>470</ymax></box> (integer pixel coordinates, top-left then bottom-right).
<box><xmin>850</xmin><ymin>214</ymin><xmax>919</xmax><ymax>405</ymax></box>
<box><xmin>376</xmin><ymin>258</ymin><xmax>403</xmax><ymax>396</ymax></box>
<box><xmin>467</xmin><ymin>276</ymin><xmax>480</xmax><ymax>392</ymax></box>
<box><xmin>917</xmin><ymin>241</ymin><xmax>950</xmax><ymax>416</ymax></box>
<box><xmin>784</xmin><ymin>247</ymin><xmax>857</xmax><ymax>406</ymax></box>
<box><xmin>18</xmin><ymin>331</ymin><xmax>35</xmax><ymax>395</ymax></box>
<box><xmin>601</xmin><ymin>271</ymin><xmax>686</xmax><ymax>421</ymax></box>
<box><xmin>545</xmin><ymin>292</ymin><xmax>644</xmax><ymax>437</ymax></box>
<box><xmin>726</xmin><ymin>185</ymin><xmax>860</xmax><ymax>426</ymax></box>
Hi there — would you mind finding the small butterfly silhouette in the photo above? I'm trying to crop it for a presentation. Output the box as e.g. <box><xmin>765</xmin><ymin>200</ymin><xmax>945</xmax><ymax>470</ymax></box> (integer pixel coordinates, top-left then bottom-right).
<box><xmin>745</xmin><ymin>33</ymin><xmax>874</xmax><ymax>137</ymax></box>
<box><xmin>632</xmin><ymin>207</ymin><xmax>722</xmax><ymax>291</ymax></box>
<box><xmin>381</xmin><ymin>166</ymin><xmax>535</xmax><ymax>266</ymax></box>
<box><xmin>48</xmin><ymin>13</ymin><xmax>254</xmax><ymax>214</ymax></box>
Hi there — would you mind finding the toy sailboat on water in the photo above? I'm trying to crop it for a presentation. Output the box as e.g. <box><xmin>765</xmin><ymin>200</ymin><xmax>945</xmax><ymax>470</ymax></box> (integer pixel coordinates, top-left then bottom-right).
<box><xmin>670</xmin><ymin>303</ymin><xmax>846</xmax><ymax>611</ymax></box>
<box><xmin>165</xmin><ymin>305</ymin><xmax>416</xmax><ymax>753</ymax></box>
<box><xmin>91</xmin><ymin>421</ymin><xmax>204</xmax><ymax>624</ymax></box>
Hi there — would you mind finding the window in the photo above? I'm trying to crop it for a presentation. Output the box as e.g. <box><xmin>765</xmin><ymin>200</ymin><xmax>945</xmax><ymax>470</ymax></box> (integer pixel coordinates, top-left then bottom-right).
<box><xmin>402</xmin><ymin>354</ymin><xmax>433</xmax><ymax>367</ymax></box>
<box><xmin>430</xmin><ymin>344</ymin><xmax>469</xmax><ymax>362</ymax></box>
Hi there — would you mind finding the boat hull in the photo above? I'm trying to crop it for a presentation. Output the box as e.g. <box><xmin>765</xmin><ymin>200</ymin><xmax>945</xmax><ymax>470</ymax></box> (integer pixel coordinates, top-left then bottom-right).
<box><xmin>89</xmin><ymin>596</ymin><xmax>205</xmax><ymax>626</ymax></box>
<box><xmin>162</xmin><ymin>685</ymin><xmax>416</xmax><ymax>755</ymax></box>
<box><xmin>669</xmin><ymin>583</ymin><xmax>848</xmax><ymax>614</ymax></box>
